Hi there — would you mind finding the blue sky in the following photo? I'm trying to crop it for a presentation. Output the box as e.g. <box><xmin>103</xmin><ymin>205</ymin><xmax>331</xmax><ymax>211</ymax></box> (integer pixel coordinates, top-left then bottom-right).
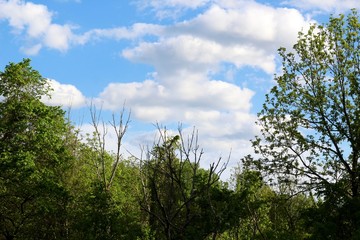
<box><xmin>1</xmin><ymin>0</ymin><xmax>359</xmax><ymax>179</ymax></box>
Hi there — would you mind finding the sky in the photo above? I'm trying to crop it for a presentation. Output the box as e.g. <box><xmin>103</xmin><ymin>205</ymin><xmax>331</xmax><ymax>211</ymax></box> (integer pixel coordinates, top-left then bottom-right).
<box><xmin>1</xmin><ymin>0</ymin><xmax>359</xmax><ymax>180</ymax></box>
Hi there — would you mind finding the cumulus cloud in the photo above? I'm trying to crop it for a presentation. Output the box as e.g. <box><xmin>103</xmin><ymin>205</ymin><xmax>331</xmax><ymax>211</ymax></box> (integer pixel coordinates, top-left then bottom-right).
<box><xmin>88</xmin><ymin>0</ymin><xmax>315</xmax><ymax>170</ymax></box>
<box><xmin>124</xmin><ymin>35</ymin><xmax>276</xmax><ymax>75</ymax></box>
<box><xmin>0</xmin><ymin>0</ymin><xmax>167</xmax><ymax>54</ymax></box>
<box><xmin>0</xmin><ymin>0</ymin><xmax>314</xmax><ymax>56</ymax></box>
<box><xmin>140</xmin><ymin>0</ymin><xmax>210</xmax><ymax>9</ymax></box>
<box><xmin>283</xmin><ymin>0</ymin><xmax>360</xmax><ymax>13</ymax></box>
<box><xmin>134</xmin><ymin>0</ymin><xmax>210</xmax><ymax>18</ymax></box>
<box><xmin>75</xmin><ymin>23</ymin><xmax>165</xmax><ymax>45</ymax></box>
<box><xmin>122</xmin><ymin>1</ymin><xmax>313</xmax><ymax>77</ymax></box>
<box><xmin>42</xmin><ymin>79</ymin><xmax>87</xmax><ymax>108</ymax></box>
<box><xmin>137</xmin><ymin>0</ymin><xmax>360</xmax><ymax>17</ymax></box>
<box><xmin>0</xmin><ymin>0</ymin><xmax>320</xmax><ymax>174</ymax></box>
<box><xmin>171</xmin><ymin>2</ymin><xmax>313</xmax><ymax>61</ymax></box>
<box><xmin>96</xmin><ymin>79</ymin><xmax>254</xmax><ymax>121</ymax></box>
<box><xmin>0</xmin><ymin>0</ymin><xmax>74</xmax><ymax>54</ymax></box>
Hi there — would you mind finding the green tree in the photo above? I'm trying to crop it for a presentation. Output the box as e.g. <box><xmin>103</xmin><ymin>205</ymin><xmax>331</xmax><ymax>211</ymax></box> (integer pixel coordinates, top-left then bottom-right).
<box><xmin>225</xmin><ymin>163</ymin><xmax>311</xmax><ymax>240</ymax></box>
<box><xmin>302</xmin><ymin>191</ymin><xmax>360</xmax><ymax>239</ymax></box>
<box><xmin>0</xmin><ymin>59</ymin><xmax>76</xmax><ymax>239</ymax></box>
<box><xmin>197</xmin><ymin>180</ymin><xmax>242</xmax><ymax>240</ymax></box>
<box><xmin>66</xmin><ymin>107</ymin><xmax>143</xmax><ymax>239</ymax></box>
<box><xmin>252</xmin><ymin>10</ymin><xmax>360</xmax><ymax>238</ymax></box>
<box><xmin>139</xmin><ymin>126</ymin><xmax>229</xmax><ymax>240</ymax></box>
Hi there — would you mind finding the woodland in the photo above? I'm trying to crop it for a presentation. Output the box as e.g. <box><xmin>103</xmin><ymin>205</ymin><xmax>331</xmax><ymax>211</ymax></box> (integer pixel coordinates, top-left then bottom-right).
<box><xmin>1</xmin><ymin>11</ymin><xmax>360</xmax><ymax>240</ymax></box>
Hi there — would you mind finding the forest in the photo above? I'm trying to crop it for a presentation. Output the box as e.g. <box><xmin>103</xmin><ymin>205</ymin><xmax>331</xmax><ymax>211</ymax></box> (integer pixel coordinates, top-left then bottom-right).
<box><xmin>1</xmin><ymin>11</ymin><xmax>360</xmax><ymax>240</ymax></box>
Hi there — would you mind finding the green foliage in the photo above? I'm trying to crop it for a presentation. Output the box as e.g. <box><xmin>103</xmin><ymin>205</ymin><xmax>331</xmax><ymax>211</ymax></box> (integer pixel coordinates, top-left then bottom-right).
<box><xmin>67</xmin><ymin>138</ymin><xmax>143</xmax><ymax>239</ymax></box>
<box><xmin>222</xmin><ymin>165</ymin><xmax>313</xmax><ymax>240</ymax></box>
<box><xmin>0</xmin><ymin>57</ymin><xmax>316</xmax><ymax>239</ymax></box>
<box><xmin>250</xmin><ymin>10</ymin><xmax>360</xmax><ymax>239</ymax></box>
<box><xmin>254</xmin><ymin>10</ymin><xmax>360</xmax><ymax>195</ymax></box>
<box><xmin>302</xmin><ymin>186</ymin><xmax>360</xmax><ymax>239</ymax></box>
<box><xmin>0</xmin><ymin>59</ymin><xmax>75</xmax><ymax>239</ymax></box>
<box><xmin>195</xmin><ymin>183</ymin><xmax>243</xmax><ymax>240</ymax></box>
<box><xmin>139</xmin><ymin>130</ymin><xmax>232</xmax><ymax>240</ymax></box>
<box><xmin>5</xmin><ymin>12</ymin><xmax>360</xmax><ymax>238</ymax></box>
<box><xmin>71</xmin><ymin>179</ymin><xmax>142</xmax><ymax>240</ymax></box>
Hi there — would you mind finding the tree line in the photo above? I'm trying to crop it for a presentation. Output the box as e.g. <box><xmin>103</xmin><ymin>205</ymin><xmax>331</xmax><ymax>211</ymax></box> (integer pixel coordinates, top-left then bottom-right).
<box><xmin>1</xmin><ymin>11</ymin><xmax>360</xmax><ymax>240</ymax></box>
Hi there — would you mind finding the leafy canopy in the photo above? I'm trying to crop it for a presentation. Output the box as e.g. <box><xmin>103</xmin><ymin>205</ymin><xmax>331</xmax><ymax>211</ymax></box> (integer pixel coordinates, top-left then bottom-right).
<box><xmin>253</xmin><ymin>10</ymin><xmax>360</xmax><ymax>198</ymax></box>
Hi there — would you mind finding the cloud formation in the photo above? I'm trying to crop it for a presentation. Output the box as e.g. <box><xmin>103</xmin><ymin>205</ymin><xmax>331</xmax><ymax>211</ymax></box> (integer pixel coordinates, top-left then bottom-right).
<box><xmin>42</xmin><ymin>79</ymin><xmax>87</xmax><ymax>108</ymax></box>
<box><xmin>109</xmin><ymin>1</ymin><xmax>312</xmax><ymax>114</ymax></box>
<box><xmin>1</xmin><ymin>0</ymin><xmax>358</xmax><ymax>56</ymax></box>
<box><xmin>284</xmin><ymin>0</ymin><xmax>360</xmax><ymax>13</ymax></box>
<box><xmin>90</xmin><ymin>0</ymin><xmax>313</xmax><ymax>162</ymax></box>
<box><xmin>75</xmin><ymin>23</ymin><xmax>165</xmax><ymax>45</ymax></box>
<box><xmin>0</xmin><ymin>0</ymin><xmax>74</xmax><ymax>54</ymax></box>
<box><xmin>4</xmin><ymin>0</ymin><xmax>356</xmax><ymax>177</ymax></box>
<box><xmin>0</xmin><ymin>1</ymin><xmax>166</xmax><ymax>54</ymax></box>
<box><xmin>99</xmin><ymin>6</ymin><xmax>310</xmax><ymax>132</ymax></box>
<box><xmin>134</xmin><ymin>0</ymin><xmax>210</xmax><ymax>18</ymax></box>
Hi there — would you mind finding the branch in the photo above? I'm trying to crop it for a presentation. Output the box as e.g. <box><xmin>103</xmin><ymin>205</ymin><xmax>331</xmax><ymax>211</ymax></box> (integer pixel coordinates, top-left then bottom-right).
<box><xmin>107</xmin><ymin>106</ymin><xmax>131</xmax><ymax>190</ymax></box>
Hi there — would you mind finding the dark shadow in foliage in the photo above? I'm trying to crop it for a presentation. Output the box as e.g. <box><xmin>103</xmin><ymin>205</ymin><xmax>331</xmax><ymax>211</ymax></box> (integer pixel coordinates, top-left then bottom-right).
<box><xmin>303</xmin><ymin>183</ymin><xmax>360</xmax><ymax>240</ymax></box>
<box><xmin>73</xmin><ymin>181</ymin><xmax>142</xmax><ymax>240</ymax></box>
<box><xmin>0</xmin><ymin>59</ymin><xmax>76</xmax><ymax>240</ymax></box>
<box><xmin>192</xmin><ymin>184</ymin><xmax>243</xmax><ymax>240</ymax></box>
<box><xmin>225</xmin><ymin>162</ymin><xmax>313</xmax><ymax>240</ymax></box>
<box><xmin>138</xmin><ymin>125</ymin><xmax>229</xmax><ymax>240</ymax></box>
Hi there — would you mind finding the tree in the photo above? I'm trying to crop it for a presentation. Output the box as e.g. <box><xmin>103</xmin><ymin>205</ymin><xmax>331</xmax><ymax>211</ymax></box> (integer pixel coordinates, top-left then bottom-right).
<box><xmin>233</xmin><ymin>167</ymin><xmax>274</xmax><ymax>240</ymax></box>
<box><xmin>222</xmin><ymin>162</ymin><xmax>312</xmax><ymax>240</ymax></box>
<box><xmin>67</xmin><ymin>106</ymin><xmax>143</xmax><ymax>239</ymax></box>
<box><xmin>251</xmin><ymin>10</ymin><xmax>360</xmax><ymax>237</ymax></box>
<box><xmin>138</xmin><ymin>126</ymin><xmax>228</xmax><ymax>240</ymax></box>
<box><xmin>0</xmin><ymin>59</ymin><xmax>76</xmax><ymax>239</ymax></box>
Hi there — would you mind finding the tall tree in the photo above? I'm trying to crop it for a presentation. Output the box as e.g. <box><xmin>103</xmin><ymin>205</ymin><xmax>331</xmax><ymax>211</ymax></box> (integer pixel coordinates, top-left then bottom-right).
<box><xmin>138</xmin><ymin>126</ymin><xmax>228</xmax><ymax>240</ymax></box>
<box><xmin>225</xmin><ymin>164</ymin><xmax>310</xmax><ymax>240</ymax></box>
<box><xmin>0</xmin><ymin>59</ymin><xmax>75</xmax><ymax>239</ymax></box>
<box><xmin>67</xmin><ymin>106</ymin><xmax>143</xmax><ymax>240</ymax></box>
<box><xmin>251</xmin><ymin>10</ymin><xmax>360</xmax><ymax>237</ymax></box>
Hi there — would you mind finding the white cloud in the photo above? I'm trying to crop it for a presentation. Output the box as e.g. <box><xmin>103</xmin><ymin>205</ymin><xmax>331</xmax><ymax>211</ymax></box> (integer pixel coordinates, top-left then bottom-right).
<box><xmin>123</xmin><ymin>2</ymin><xmax>313</xmax><ymax>76</ymax></box>
<box><xmin>96</xmin><ymin>78</ymin><xmax>254</xmax><ymax>121</ymax></box>
<box><xmin>0</xmin><ymin>0</ymin><xmax>166</xmax><ymax>54</ymax></box>
<box><xmin>134</xmin><ymin>0</ymin><xmax>333</xmax><ymax>25</ymax></box>
<box><xmin>284</xmin><ymin>0</ymin><xmax>360</xmax><ymax>13</ymax></box>
<box><xmin>75</xmin><ymin>23</ymin><xmax>164</xmax><ymax>45</ymax></box>
<box><xmin>0</xmin><ymin>0</ymin><xmax>318</xmax><ymax>175</ymax></box>
<box><xmin>143</xmin><ymin>0</ymin><xmax>209</xmax><ymax>9</ymax></box>
<box><xmin>0</xmin><ymin>0</ymin><xmax>74</xmax><ymax>54</ymax></box>
<box><xmin>20</xmin><ymin>43</ymin><xmax>42</xmax><ymax>55</ymax></box>
<box><xmin>0</xmin><ymin>0</ymin><xmax>314</xmax><ymax>57</ymax></box>
<box><xmin>123</xmin><ymin>35</ymin><xmax>276</xmax><ymax>75</ymax></box>
<box><xmin>42</xmin><ymin>79</ymin><xmax>87</xmax><ymax>108</ymax></box>
<box><xmin>172</xmin><ymin>2</ymin><xmax>313</xmax><ymax>52</ymax></box>
<box><xmin>44</xmin><ymin>24</ymin><xmax>73</xmax><ymax>50</ymax></box>
<box><xmin>89</xmin><ymin>0</ymin><xmax>314</xmax><ymax>174</ymax></box>
<box><xmin>134</xmin><ymin>0</ymin><xmax>210</xmax><ymax>18</ymax></box>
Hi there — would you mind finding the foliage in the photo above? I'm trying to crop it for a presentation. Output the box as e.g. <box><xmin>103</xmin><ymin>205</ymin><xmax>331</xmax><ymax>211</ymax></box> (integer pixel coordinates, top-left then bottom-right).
<box><xmin>253</xmin><ymin>9</ymin><xmax>360</xmax><ymax>205</ymax></box>
<box><xmin>302</xmin><ymin>186</ymin><xmax>360</xmax><ymax>239</ymax></box>
<box><xmin>223</xmin><ymin>164</ymin><xmax>312</xmax><ymax>240</ymax></box>
<box><xmin>0</xmin><ymin>59</ymin><xmax>75</xmax><ymax>239</ymax></box>
<box><xmin>250</xmin><ymin>10</ymin><xmax>360</xmax><ymax>238</ymax></box>
<box><xmin>3</xmin><ymin>11</ymin><xmax>360</xmax><ymax>238</ymax></box>
<box><xmin>67</xmin><ymin>109</ymin><xmax>142</xmax><ymax>240</ymax></box>
<box><xmin>138</xmin><ymin>127</ymin><xmax>230</xmax><ymax>240</ymax></box>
